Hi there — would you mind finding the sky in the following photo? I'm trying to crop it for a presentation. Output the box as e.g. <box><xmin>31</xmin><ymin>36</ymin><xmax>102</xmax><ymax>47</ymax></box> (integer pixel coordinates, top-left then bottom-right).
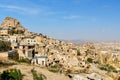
<box><xmin>0</xmin><ymin>0</ymin><xmax>120</xmax><ymax>41</ymax></box>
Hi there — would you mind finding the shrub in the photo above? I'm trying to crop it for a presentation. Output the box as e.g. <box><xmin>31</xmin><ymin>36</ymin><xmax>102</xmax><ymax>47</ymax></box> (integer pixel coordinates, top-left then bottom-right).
<box><xmin>77</xmin><ymin>50</ymin><xmax>81</xmax><ymax>56</ymax></box>
<box><xmin>99</xmin><ymin>64</ymin><xmax>116</xmax><ymax>72</ymax></box>
<box><xmin>0</xmin><ymin>41</ymin><xmax>11</xmax><ymax>52</ymax></box>
<box><xmin>48</xmin><ymin>67</ymin><xmax>59</xmax><ymax>73</ymax></box>
<box><xmin>65</xmin><ymin>69</ymin><xmax>72</xmax><ymax>75</ymax></box>
<box><xmin>94</xmin><ymin>61</ymin><xmax>100</xmax><ymax>64</ymax></box>
<box><xmin>0</xmin><ymin>61</ymin><xmax>16</xmax><ymax>67</ymax></box>
<box><xmin>31</xmin><ymin>69</ymin><xmax>47</xmax><ymax>80</ymax></box>
<box><xmin>0</xmin><ymin>69</ymin><xmax>24</xmax><ymax>80</ymax></box>
<box><xmin>9</xmin><ymin>29</ymin><xmax>24</xmax><ymax>35</ymax></box>
<box><xmin>48</xmin><ymin>64</ymin><xmax>62</xmax><ymax>73</ymax></box>
<box><xmin>16</xmin><ymin>57</ymin><xmax>30</xmax><ymax>64</ymax></box>
<box><xmin>85</xmin><ymin>49</ymin><xmax>89</xmax><ymax>56</ymax></box>
<box><xmin>87</xmin><ymin>58</ymin><xmax>93</xmax><ymax>63</ymax></box>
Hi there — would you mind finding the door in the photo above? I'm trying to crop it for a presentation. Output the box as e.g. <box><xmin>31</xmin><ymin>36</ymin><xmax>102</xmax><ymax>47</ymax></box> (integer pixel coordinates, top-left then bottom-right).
<box><xmin>42</xmin><ymin>61</ymin><xmax>44</xmax><ymax>65</ymax></box>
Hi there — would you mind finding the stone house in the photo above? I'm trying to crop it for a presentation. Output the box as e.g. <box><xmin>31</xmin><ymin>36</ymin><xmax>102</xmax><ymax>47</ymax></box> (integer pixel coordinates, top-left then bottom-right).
<box><xmin>0</xmin><ymin>28</ymin><xmax>9</xmax><ymax>36</ymax></box>
<box><xmin>31</xmin><ymin>56</ymin><xmax>47</xmax><ymax>66</ymax></box>
<box><xmin>19</xmin><ymin>44</ymin><xmax>35</xmax><ymax>59</ymax></box>
<box><xmin>8</xmin><ymin>49</ymin><xmax>19</xmax><ymax>60</ymax></box>
<box><xmin>8</xmin><ymin>35</ymin><xmax>17</xmax><ymax>43</ymax></box>
<box><xmin>20</xmin><ymin>37</ymin><xmax>37</xmax><ymax>45</ymax></box>
<box><xmin>8</xmin><ymin>35</ymin><xmax>18</xmax><ymax>49</ymax></box>
<box><xmin>19</xmin><ymin>37</ymin><xmax>38</xmax><ymax>58</ymax></box>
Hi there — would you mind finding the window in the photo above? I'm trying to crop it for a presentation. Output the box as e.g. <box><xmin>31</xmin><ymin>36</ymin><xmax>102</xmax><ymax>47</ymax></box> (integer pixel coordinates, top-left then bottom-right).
<box><xmin>28</xmin><ymin>40</ymin><xmax>30</xmax><ymax>42</ymax></box>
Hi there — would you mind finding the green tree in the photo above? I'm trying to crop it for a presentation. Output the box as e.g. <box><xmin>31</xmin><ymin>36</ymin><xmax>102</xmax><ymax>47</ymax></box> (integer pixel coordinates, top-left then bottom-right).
<box><xmin>0</xmin><ymin>69</ymin><xmax>24</xmax><ymax>80</ymax></box>
<box><xmin>31</xmin><ymin>69</ymin><xmax>47</xmax><ymax>80</ymax></box>
<box><xmin>0</xmin><ymin>41</ymin><xmax>11</xmax><ymax>52</ymax></box>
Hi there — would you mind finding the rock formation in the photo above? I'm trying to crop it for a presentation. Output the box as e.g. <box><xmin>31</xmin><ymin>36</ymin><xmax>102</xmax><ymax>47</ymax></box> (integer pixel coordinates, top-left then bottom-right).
<box><xmin>0</xmin><ymin>17</ymin><xmax>120</xmax><ymax>80</ymax></box>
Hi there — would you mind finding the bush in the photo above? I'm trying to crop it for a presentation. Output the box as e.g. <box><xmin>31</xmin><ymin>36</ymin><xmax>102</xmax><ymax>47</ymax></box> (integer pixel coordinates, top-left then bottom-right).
<box><xmin>77</xmin><ymin>50</ymin><xmax>81</xmax><ymax>56</ymax></box>
<box><xmin>0</xmin><ymin>41</ymin><xmax>11</xmax><ymax>52</ymax></box>
<box><xmin>31</xmin><ymin>69</ymin><xmax>47</xmax><ymax>80</ymax></box>
<box><xmin>94</xmin><ymin>61</ymin><xmax>100</xmax><ymax>64</ymax></box>
<box><xmin>85</xmin><ymin>49</ymin><xmax>89</xmax><ymax>56</ymax></box>
<box><xmin>9</xmin><ymin>29</ymin><xmax>24</xmax><ymax>35</ymax></box>
<box><xmin>65</xmin><ymin>69</ymin><xmax>72</xmax><ymax>75</ymax></box>
<box><xmin>0</xmin><ymin>61</ymin><xmax>16</xmax><ymax>67</ymax></box>
<box><xmin>99</xmin><ymin>64</ymin><xmax>116</xmax><ymax>72</ymax></box>
<box><xmin>48</xmin><ymin>64</ymin><xmax>62</xmax><ymax>73</ymax></box>
<box><xmin>48</xmin><ymin>67</ymin><xmax>59</xmax><ymax>73</ymax></box>
<box><xmin>0</xmin><ymin>69</ymin><xmax>24</xmax><ymax>80</ymax></box>
<box><xmin>16</xmin><ymin>57</ymin><xmax>30</xmax><ymax>64</ymax></box>
<box><xmin>87</xmin><ymin>58</ymin><xmax>93</xmax><ymax>63</ymax></box>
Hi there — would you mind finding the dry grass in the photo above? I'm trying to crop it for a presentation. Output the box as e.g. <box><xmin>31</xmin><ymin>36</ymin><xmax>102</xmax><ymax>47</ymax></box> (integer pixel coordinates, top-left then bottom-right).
<box><xmin>0</xmin><ymin>64</ymin><xmax>70</xmax><ymax>80</ymax></box>
<box><xmin>0</xmin><ymin>57</ymin><xmax>7</xmax><ymax>62</ymax></box>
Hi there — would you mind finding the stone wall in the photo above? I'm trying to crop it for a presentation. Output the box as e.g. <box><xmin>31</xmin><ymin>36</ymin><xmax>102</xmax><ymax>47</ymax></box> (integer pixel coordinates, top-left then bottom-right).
<box><xmin>0</xmin><ymin>52</ymin><xmax>8</xmax><ymax>60</ymax></box>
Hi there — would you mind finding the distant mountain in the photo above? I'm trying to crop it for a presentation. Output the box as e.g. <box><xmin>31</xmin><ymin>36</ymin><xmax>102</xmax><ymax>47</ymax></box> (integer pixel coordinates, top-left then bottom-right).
<box><xmin>62</xmin><ymin>39</ymin><xmax>97</xmax><ymax>45</ymax></box>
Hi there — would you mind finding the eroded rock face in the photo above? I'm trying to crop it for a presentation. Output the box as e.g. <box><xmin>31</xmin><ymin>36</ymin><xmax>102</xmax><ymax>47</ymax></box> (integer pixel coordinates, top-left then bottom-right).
<box><xmin>0</xmin><ymin>17</ymin><xmax>25</xmax><ymax>30</ymax></box>
<box><xmin>0</xmin><ymin>17</ymin><xmax>119</xmax><ymax>80</ymax></box>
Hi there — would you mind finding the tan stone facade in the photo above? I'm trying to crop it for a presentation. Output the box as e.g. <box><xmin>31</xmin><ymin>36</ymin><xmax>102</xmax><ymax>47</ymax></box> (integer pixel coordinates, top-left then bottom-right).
<box><xmin>0</xmin><ymin>29</ymin><xmax>8</xmax><ymax>36</ymax></box>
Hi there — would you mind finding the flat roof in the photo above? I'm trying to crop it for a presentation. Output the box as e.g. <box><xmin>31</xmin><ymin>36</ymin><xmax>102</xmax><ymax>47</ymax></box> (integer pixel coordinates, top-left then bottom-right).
<box><xmin>34</xmin><ymin>56</ymin><xmax>47</xmax><ymax>58</ymax></box>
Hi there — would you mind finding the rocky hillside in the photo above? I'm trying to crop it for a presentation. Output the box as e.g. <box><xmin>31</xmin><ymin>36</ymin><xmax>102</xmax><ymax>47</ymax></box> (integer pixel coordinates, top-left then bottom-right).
<box><xmin>0</xmin><ymin>17</ymin><xmax>120</xmax><ymax>80</ymax></box>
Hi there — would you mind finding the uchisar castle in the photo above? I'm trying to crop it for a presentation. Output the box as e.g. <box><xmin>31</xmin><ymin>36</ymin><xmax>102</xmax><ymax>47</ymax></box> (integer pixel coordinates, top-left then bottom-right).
<box><xmin>0</xmin><ymin>17</ymin><xmax>120</xmax><ymax>80</ymax></box>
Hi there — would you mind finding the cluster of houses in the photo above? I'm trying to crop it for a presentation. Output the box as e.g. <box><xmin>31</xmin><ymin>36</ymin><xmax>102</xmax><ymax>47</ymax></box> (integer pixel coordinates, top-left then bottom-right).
<box><xmin>0</xmin><ymin>27</ymin><xmax>47</xmax><ymax>67</ymax></box>
<box><xmin>0</xmin><ymin>17</ymin><xmax>98</xmax><ymax>70</ymax></box>
<box><xmin>0</xmin><ymin>17</ymin><xmax>120</xmax><ymax>80</ymax></box>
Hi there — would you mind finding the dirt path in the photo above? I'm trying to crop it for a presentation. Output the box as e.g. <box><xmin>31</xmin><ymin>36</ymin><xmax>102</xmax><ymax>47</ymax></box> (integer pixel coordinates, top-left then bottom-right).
<box><xmin>0</xmin><ymin>64</ymin><xmax>70</xmax><ymax>80</ymax></box>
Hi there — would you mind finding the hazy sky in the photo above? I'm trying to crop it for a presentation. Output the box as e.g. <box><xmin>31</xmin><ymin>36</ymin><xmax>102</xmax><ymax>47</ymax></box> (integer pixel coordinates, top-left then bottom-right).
<box><xmin>0</xmin><ymin>0</ymin><xmax>120</xmax><ymax>41</ymax></box>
